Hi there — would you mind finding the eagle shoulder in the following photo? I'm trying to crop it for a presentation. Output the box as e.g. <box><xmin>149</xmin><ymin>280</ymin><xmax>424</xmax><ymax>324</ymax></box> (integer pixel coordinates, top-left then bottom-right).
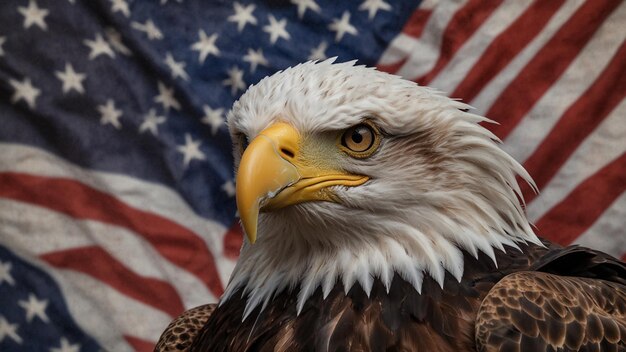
<box><xmin>154</xmin><ymin>304</ymin><xmax>216</xmax><ymax>352</ymax></box>
<box><xmin>475</xmin><ymin>271</ymin><xmax>626</xmax><ymax>352</ymax></box>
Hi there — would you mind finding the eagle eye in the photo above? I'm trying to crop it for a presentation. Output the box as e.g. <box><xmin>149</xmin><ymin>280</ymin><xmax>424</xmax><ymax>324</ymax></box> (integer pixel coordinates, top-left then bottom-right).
<box><xmin>339</xmin><ymin>122</ymin><xmax>381</xmax><ymax>158</ymax></box>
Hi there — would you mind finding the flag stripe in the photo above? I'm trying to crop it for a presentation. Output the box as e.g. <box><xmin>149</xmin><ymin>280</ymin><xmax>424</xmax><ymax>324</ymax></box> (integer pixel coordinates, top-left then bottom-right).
<box><xmin>450</xmin><ymin>0</ymin><xmax>565</xmax><ymax>102</ymax></box>
<box><xmin>534</xmin><ymin>153</ymin><xmax>626</xmax><ymax>245</ymax></box>
<box><xmin>0</xmin><ymin>243</ymin><xmax>127</xmax><ymax>351</ymax></box>
<box><xmin>124</xmin><ymin>335</ymin><xmax>156</xmax><ymax>352</ymax></box>
<box><xmin>574</xmin><ymin>193</ymin><xmax>626</xmax><ymax>258</ymax></box>
<box><xmin>0</xmin><ymin>172</ymin><xmax>224</xmax><ymax>296</ymax></box>
<box><xmin>486</xmin><ymin>0</ymin><xmax>621</xmax><ymax>139</ymax></box>
<box><xmin>41</xmin><ymin>246</ymin><xmax>185</xmax><ymax>318</ymax></box>
<box><xmin>224</xmin><ymin>223</ymin><xmax>244</xmax><ymax>260</ymax></box>
<box><xmin>468</xmin><ymin>0</ymin><xmax>585</xmax><ymax>113</ymax></box>
<box><xmin>392</xmin><ymin>0</ymin><xmax>468</xmax><ymax>78</ymax></box>
<box><xmin>417</xmin><ymin>0</ymin><xmax>502</xmax><ymax>86</ymax></box>
<box><xmin>0</xmin><ymin>143</ymin><xmax>236</xmax><ymax>289</ymax></box>
<box><xmin>401</xmin><ymin>8</ymin><xmax>433</xmax><ymax>38</ymax></box>
<box><xmin>428</xmin><ymin>0</ymin><xmax>534</xmax><ymax>94</ymax></box>
<box><xmin>501</xmin><ymin>2</ymin><xmax>626</xmax><ymax>164</ymax></box>
<box><xmin>0</xmin><ymin>242</ymin><xmax>135</xmax><ymax>351</ymax></box>
<box><xmin>0</xmin><ymin>143</ymin><xmax>228</xmax><ymax>260</ymax></box>
<box><xmin>56</xmin><ymin>269</ymin><xmax>170</xmax><ymax>344</ymax></box>
<box><xmin>0</xmin><ymin>198</ymin><xmax>216</xmax><ymax>308</ymax></box>
<box><xmin>377</xmin><ymin>0</ymin><xmax>436</xmax><ymax>73</ymax></box>
<box><xmin>526</xmin><ymin>99</ymin><xmax>626</xmax><ymax>222</ymax></box>
<box><xmin>520</xmin><ymin>40</ymin><xmax>626</xmax><ymax>202</ymax></box>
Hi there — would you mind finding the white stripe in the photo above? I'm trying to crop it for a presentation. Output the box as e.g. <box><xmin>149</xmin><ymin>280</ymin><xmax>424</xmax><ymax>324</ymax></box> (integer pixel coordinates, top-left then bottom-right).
<box><xmin>503</xmin><ymin>3</ymin><xmax>626</xmax><ymax>162</ymax></box>
<box><xmin>381</xmin><ymin>0</ymin><xmax>468</xmax><ymax>78</ymax></box>
<box><xmin>378</xmin><ymin>33</ymin><xmax>421</xmax><ymax>67</ymax></box>
<box><xmin>429</xmin><ymin>0</ymin><xmax>533</xmax><ymax>93</ymax></box>
<box><xmin>527</xmin><ymin>99</ymin><xmax>626</xmax><ymax>222</ymax></box>
<box><xmin>57</xmin><ymin>270</ymin><xmax>171</xmax><ymax>344</ymax></box>
<box><xmin>0</xmin><ymin>241</ymin><xmax>134</xmax><ymax>352</ymax></box>
<box><xmin>419</xmin><ymin>0</ymin><xmax>438</xmax><ymax>10</ymax></box>
<box><xmin>469</xmin><ymin>0</ymin><xmax>585</xmax><ymax>114</ymax></box>
<box><xmin>376</xmin><ymin>0</ymin><xmax>440</xmax><ymax>66</ymax></box>
<box><xmin>0</xmin><ymin>199</ymin><xmax>217</xmax><ymax>307</ymax></box>
<box><xmin>0</xmin><ymin>142</ymin><xmax>236</xmax><ymax>289</ymax></box>
<box><xmin>574</xmin><ymin>192</ymin><xmax>626</xmax><ymax>258</ymax></box>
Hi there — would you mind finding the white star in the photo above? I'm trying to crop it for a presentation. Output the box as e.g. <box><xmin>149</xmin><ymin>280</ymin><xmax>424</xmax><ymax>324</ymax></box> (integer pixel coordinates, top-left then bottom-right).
<box><xmin>18</xmin><ymin>294</ymin><xmax>49</xmax><ymax>323</ymax></box>
<box><xmin>0</xmin><ymin>261</ymin><xmax>15</xmax><ymax>286</ymax></box>
<box><xmin>201</xmin><ymin>105</ymin><xmax>224</xmax><ymax>135</ymax></box>
<box><xmin>154</xmin><ymin>81</ymin><xmax>180</xmax><ymax>111</ymax></box>
<box><xmin>177</xmin><ymin>134</ymin><xmax>206</xmax><ymax>167</ymax></box>
<box><xmin>221</xmin><ymin>180</ymin><xmax>235</xmax><ymax>197</ymax></box>
<box><xmin>138</xmin><ymin>109</ymin><xmax>166</xmax><ymax>136</ymax></box>
<box><xmin>164</xmin><ymin>52</ymin><xmax>189</xmax><ymax>81</ymax></box>
<box><xmin>0</xmin><ymin>37</ymin><xmax>6</xmax><ymax>57</ymax></box>
<box><xmin>290</xmin><ymin>0</ymin><xmax>320</xmax><ymax>19</ymax></box>
<box><xmin>228</xmin><ymin>2</ymin><xmax>257</xmax><ymax>32</ymax></box>
<box><xmin>222</xmin><ymin>66</ymin><xmax>246</xmax><ymax>95</ymax></box>
<box><xmin>55</xmin><ymin>63</ymin><xmax>86</xmax><ymax>94</ymax></box>
<box><xmin>359</xmin><ymin>0</ymin><xmax>391</xmax><ymax>19</ymax></box>
<box><xmin>263</xmin><ymin>15</ymin><xmax>290</xmax><ymax>45</ymax></box>
<box><xmin>131</xmin><ymin>20</ymin><xmax>163</xmax><ymax>40</ymax></box>
<box><xmin>84</xmin><ymin>34</ymin><xmax>115</xmax><ymax>60</ymax></box>
<box><xmin>191</xmin><ymin>30</ymin><xmax>219</xmax><ymax>63</ymax></box>
<box><xmin>18</xmin><ymin>0</ymin><xmax>49</xmax><ymax>30</ymax></box>
<box><xmin>97</xmin><ymin>99</ymin><xmax>122</xmax><ymax>129</ymax></box>
<box><xmin>110</xmin><ymin>0</ymin><xmax>130</xmax><ymax>17</ymax></box>
<box><xmin>242</xmin><ymin>48</ymin><xmax>268</xmax><ymax>73</ymax></box>
<box><xmin>328</xmin><ymin>11</ymin><xmax>358</xmax><ymax>42</ymax></box>
<box><xmin>308</xmin><ymin>41</ymin><xmax>328</xmax><ymax>61</ymax></box>
<box><xmin>105</xmin><ymin>28</ymin><xmax>132</xmax><ymax>56</ymax></box>
<box><xmin>9</xmin><ymin>77</ymin><xmax>40</xmax><ymax>109</ymax></box>
<box><xmin>50</xmin><ymin>337</ymin><xmax>80</xmax><ymax>352</ymax></box>
<box><xmin>0</xmin><ymin>316</ymin><xmax>22</xmax><ymax>344</ymax></box>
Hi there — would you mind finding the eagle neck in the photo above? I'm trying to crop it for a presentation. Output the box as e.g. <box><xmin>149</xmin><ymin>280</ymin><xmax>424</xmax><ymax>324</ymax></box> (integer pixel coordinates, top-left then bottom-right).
<box><xmin>220</xmin><ymin>214</ymin><xmax>538</xmax><ymax>320</ymax></box>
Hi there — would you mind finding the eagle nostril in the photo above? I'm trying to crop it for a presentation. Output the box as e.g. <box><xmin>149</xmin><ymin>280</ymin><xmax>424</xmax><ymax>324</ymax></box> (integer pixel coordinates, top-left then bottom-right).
<box><xmin>280</xmin><ymin>148</ymin><xmax>295</xmax><ymax>159</ymax></box>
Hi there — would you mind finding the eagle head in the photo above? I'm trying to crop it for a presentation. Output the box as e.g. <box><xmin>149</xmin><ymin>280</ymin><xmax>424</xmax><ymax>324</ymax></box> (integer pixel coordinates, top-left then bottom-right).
<box><xmin>223</xmin><ymin>59</ymin><xmax>541</xmax><ymax>318</ymax></box>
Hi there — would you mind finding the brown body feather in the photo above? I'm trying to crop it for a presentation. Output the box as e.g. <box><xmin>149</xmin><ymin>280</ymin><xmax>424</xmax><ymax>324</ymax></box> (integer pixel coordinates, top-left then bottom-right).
<box><xmin>476</xmin><ymin>272</ymin><xmax>626</xmax><ymax>352</ymax></box>
<box><xmin>155</xmin><ymin>241</ymin><xmax>626</xmax><ymax>351</ymax></box>
<box><xmin>155</xmin><ymin>304</ymin><xmax>215</xmax><ymax>351</ymax></box>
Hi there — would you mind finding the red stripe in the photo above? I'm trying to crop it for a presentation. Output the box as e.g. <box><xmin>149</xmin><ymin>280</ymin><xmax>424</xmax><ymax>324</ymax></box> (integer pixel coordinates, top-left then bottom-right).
<box><xmin>451</xmin><ymin>0</ymin><xmax>565</xmax><ymax>102</ymax></box>
<box><xmin>41</xmin><ymin>246</ymin><xmax>185</xmax><ymax>317</ymax></box>
<box><xmin>486</xmin><ymin>0</ymin><xmax>621</xmax><ymax>140</ymax></box>
<box><xmin>124</xmin><ymin>335</ymin><xmax>155</xmax><ymax>352</ymax></box>
<box><xmin>535</xmin><ymin>153</ymin><xmax>626</xmax><ymax>246</ymax></box>
<box><xmin>377</xmin><ymin>57</ymin><xmax>408</xmax><ymax>75</ymax></box>
<box><xmin>520</xmin><ymin>41</ymin><xmax>626</xmax><ymax>202</ymax></box>
<box><xmin>0</xmin><ymin>172</ymin><xmax>224</xmax><ymax>296</ymax></box>
<box><xmin>223</xmin><ymin>222</ymin><xmax>243</xmax><ymax>260</ymax></box>
<box><xmin>416</xmin><ymin>0</ymin><xmax>503</xmax><ymax>86</ymax></box>
<box><xmin>377</xmin><ymin>7</ymin><xmax>432</xmax><ymax>74</ymax></box>
<box><xmin>402</xmin><ymin>8</ymin><xmax>433</xmax><ymax>38</ymax></box>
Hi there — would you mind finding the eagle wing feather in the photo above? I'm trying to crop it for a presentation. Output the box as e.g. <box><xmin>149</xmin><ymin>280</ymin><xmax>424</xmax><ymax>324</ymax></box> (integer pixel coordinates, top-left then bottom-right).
<box><xmin>154</xmin><ymin>304</ymin><xmax>216</xmax><ymax>352</ymax></box>
<box><xmin>475</xmin><ymin>271</ymin><xmax>626</xmax><ymax>352</ymax></box>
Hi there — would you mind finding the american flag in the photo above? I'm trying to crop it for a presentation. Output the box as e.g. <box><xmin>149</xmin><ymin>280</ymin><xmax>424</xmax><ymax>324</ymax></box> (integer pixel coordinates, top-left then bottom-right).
<box><xmin>0</xmin><ymin>0</ymin><xmax>623</xmax><ymax>350</ymax></box>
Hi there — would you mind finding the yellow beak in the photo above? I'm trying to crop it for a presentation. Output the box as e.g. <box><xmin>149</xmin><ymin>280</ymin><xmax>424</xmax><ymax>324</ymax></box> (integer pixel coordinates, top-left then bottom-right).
<box><xmin>236</xmin><ymin>122</ymin><xmax>368</xmax><ymax>243</ymax></box>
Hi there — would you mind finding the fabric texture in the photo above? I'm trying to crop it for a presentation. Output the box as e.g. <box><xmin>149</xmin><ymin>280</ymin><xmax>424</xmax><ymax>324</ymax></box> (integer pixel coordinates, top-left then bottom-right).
<box><xmin>0</xmin><ymin>0</ymin><xmax>623</xmax><ymax>350</ymax></box>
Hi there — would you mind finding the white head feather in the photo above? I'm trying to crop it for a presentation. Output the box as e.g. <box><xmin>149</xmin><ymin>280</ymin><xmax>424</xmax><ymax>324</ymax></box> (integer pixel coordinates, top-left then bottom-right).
<box><xmin>223</xmin><ymin>59</ymin><xmax>541</xmax><ymax>319</ymax></box>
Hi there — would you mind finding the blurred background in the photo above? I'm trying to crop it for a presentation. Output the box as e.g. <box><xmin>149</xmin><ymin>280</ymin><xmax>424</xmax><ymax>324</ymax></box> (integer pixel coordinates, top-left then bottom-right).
<box><xmin>0</xmin><ymin>0</ymin><xmax>623</xmax><ymax>350</ymax></box>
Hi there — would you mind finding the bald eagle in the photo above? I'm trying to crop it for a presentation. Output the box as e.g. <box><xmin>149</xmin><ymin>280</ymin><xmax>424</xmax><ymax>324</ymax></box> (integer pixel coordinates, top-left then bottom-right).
<box><xmin>155</xmin><ymin>60</ymin><xmax>626</xmax><ymax>352</ymax></box>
